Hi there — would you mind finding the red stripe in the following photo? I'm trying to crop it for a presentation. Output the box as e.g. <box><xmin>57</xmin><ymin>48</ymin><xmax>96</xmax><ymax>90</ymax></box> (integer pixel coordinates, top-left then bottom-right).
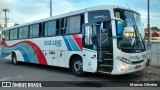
<box><xmin>72</xmin><ymin>35</ymin><xmax>82</xmax><ymax>51</ymax></box>
<box><xmin>1</xmin><ymin>41</ymin><xmax>47</xmax><ymax>65</ymax></box>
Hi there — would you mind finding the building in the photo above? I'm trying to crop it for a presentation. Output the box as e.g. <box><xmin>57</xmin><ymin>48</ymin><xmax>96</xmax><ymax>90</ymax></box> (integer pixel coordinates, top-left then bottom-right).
<box><xmin>145</xmin><ymin>29</ymin><xmax>160</xmax><ymax>40</ymax></box>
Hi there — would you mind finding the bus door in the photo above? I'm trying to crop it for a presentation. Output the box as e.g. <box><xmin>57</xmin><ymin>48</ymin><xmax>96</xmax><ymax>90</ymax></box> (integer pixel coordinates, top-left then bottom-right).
<box><xmin>96</xmin><ymin>21</ymin><xmax>113</xmax><ymax>74</ymax></box>
<box><xmin>83</xmin><ymin>23</ymin><xmax>97</xmax><ymax>50</ymax></box>
<box><xmin>83</xmin><ymin>21</ymin><xmax>113</xmax><ymax>73</ymax></box>
<box><xmin>96</xmin><ymin>22</ymin><xmax>111</xmax><ymax>60</ymax></box>
<box><xmin>82</xmin><ymin>23</ymin><xmax>98</xmax><ymax>72</ymax></box>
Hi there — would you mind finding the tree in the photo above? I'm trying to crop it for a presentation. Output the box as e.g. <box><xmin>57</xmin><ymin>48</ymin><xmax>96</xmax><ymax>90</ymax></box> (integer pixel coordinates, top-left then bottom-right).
<box><xmin>150</xmin><ymin>26</ymin><xmax>159</xmax><ymax>32</ymax></box>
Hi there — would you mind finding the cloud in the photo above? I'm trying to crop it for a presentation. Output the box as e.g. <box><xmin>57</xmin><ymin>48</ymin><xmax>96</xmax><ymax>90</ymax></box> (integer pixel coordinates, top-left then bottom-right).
<box><xmin>0</xmin><ymin>0</ymin><xmax>78</xmax><ymax>26</ymax></box>
<box><xmin>0</xmin><ymin>0</ymin><xmax>17</xmax><ymax>4</ymax></box>
<box><xmin>0</xmin><ymin>0</ymin><xmax>159</xmax><ymax>28</ymax></box>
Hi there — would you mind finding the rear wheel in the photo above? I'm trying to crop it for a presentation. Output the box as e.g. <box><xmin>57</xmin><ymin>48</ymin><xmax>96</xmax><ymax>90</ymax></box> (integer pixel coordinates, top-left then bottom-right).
<box><xmin>71</xmin><ymin>56</ymin><xmax>85</xmax><ymax>76</ymax></box>
<box><xmin>12</xmin><ymin>53</ymin><xmax>19</xmax><ymax>65</ymax></box>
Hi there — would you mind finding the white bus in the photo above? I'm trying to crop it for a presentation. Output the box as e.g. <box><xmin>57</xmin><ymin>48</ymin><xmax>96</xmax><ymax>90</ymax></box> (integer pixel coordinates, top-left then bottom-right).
<box><xmin>1</xmin><ymin>5</ymin><xmax>146</xmax><ymax>76</ymax></box>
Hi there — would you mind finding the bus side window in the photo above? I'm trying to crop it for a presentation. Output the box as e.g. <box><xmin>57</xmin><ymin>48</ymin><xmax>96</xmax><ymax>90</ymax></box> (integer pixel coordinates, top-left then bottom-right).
<box><xmin>24</xmin><ymin>26</ymin><xmax>29</xmax><ymax>38</ymax></box>
<box><xmin>6</xmin><ymin>30</ymin><xmax>9</xmax><ymax>40</ymax></box>
<box><xmin>56</xmin><ymin>19</ymin><xmax>60</xmax><ymax>35</ymax></box>
<box><xmin>44</xmin><ymin>20</ymin><xmax>57</xmax><ymax>36</ymax></box>
<box><xmin>19</xmin><ymin>27</ymin><xmax>23</xmax><ymax>39</ymax></box>
<box><xmin>85</xmin><ymin>25</ymin><xmax>93</xmax><ymax>45</ymax></box>
<box><xmin>30</xmin><ymin>24</ymin><xmax>39</xmax><ymax>38</ymax></box>
<box><xmin>10</xmin><ymin>29</ymin><xmax>18</xmax><ymax>40</ymax></box>
<box><xmin>13</xmin><ymin>29</ymin><xmax>18</xmax><ymax>39</ymax></box>
<box><xmin>66</xmin><ymin>15</ymin><xmax>81</xmax><ymax>34</ymax></box>
<box><xmin>10</xmin><ymin>29</ymin><xmax>14</xmax><ymax>40</ymax></box>
<box><xmin>61</xmin><ymin>18</ymin><xmax>67</xmax><ymax>35</ymax></box>
<box><xmin>2</xmin><ymin>31</ymin><xmax>5</xmax><ymax>41</ymax></box>
<box><xmin>19</xmin><ymin>26</ymin><xmax>29</xmax><ymax>39</ymax></box>
<box><xmin>2</xmin><ymin>31</ymin><xmax>8</xmax><ymax>41</ymax></box>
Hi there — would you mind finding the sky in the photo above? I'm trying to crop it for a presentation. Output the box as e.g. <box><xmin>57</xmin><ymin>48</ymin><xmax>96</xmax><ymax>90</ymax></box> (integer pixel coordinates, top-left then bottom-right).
<box><xmin>0</xmin><ymin>0</ymin><xmax>160</xmax><ymax>28</ymax></box>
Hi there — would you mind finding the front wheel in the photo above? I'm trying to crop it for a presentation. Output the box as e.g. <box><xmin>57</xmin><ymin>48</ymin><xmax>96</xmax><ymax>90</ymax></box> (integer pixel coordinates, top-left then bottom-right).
<box><xmin>71</xmin><ymin>56</ymin><xmax>85</xmax><ymax>76</ymax></box>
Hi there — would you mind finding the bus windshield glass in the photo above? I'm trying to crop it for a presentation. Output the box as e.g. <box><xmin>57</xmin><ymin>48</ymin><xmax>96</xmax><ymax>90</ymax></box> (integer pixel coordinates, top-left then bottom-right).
<box><xmin>114</xmin><ymin>9</ymin><xmax>146</xmax><ymax>53</ymax></box>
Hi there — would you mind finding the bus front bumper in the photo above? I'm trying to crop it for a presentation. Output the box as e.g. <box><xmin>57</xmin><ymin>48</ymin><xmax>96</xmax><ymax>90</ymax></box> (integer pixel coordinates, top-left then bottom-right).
<box><xmin>111</xmin><ymin>59</ymin><xmax>147</xmax><ymax>75</ymax></box>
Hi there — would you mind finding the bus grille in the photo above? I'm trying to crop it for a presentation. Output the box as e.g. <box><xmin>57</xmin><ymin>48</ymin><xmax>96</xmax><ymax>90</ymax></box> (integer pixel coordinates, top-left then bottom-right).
<box><xmin>131</xmin><ymin>59</ymin><xmax>144</xmax><ymax>64</ymax></box>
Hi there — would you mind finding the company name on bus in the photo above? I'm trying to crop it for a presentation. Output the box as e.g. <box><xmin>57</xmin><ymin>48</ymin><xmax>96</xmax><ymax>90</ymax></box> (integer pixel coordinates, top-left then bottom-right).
<box><xmin>93</xmin><ymin>15</ymin><xmax>107</xmax><ymax>19</ymax></box>
<box><xmin>44</xmin><ymin>40</ymin><xmax>62</xmax><ymax>47</ymax></box>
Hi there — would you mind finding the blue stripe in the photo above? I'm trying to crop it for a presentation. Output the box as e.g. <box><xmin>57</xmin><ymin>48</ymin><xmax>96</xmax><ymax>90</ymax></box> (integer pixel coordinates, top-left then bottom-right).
<box><xmin>1</xmin><ymin>46</ymin><xmax>30</xmax><ymax>62</ymax></box>
<box><xmin>15</xmin><ymin>47</ymin><xmax>30</xmax><ymax>63</ymax></box>
<box><xmin>19</xmin><ymin>44</ymin><xmax>38</xmax><ymax>63</ymax></box>
<box><xmin>67</xmin><ymin>36</ymin><xmax>80</xmax><ymax>51</ymax></box>
<box><xmin>63</xmin><ymin>36</ymin><xmax>72</xmax><ymax>51</ymax></box>
<box><xmin>1</xmin><ymin>43</ymin><xmax>39</xmax><ymax>64</ymax></box>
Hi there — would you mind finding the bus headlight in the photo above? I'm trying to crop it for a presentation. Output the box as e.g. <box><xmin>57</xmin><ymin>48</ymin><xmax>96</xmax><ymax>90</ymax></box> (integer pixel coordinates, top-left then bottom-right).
<box><xmin>116</xmin><ymin>56</ymin><xmax>132</xmax><ymax>64</ymax></box>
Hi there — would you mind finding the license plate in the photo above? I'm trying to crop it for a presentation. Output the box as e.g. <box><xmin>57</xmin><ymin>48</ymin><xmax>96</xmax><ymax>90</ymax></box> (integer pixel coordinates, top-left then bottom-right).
<box><xmin>135</xmin><ymin>65</ymin><xmax>141</xmax><ymax>69</ymax></box>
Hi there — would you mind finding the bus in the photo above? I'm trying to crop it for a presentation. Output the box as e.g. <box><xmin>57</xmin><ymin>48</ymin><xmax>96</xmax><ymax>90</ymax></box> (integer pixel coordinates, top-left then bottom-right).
<box><xmin>1</xmin><ymin>5</ymin><xmax>146</xmax><ymax>76</ymax></box>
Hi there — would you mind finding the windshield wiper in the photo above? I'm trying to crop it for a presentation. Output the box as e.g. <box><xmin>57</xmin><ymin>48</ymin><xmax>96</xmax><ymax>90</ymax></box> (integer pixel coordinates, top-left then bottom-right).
<box><xmin>135</xmin><ymin>25</ymin><xmax>146</xmax><ymax>51</ymax></box>
<box><xmin>130</xmin><ymin>25</ymin><xmax>140</xmax><ymax>52</ymax></box>
<box><xmin>138</xmin><ymin>34</ymin><xmax>146</xmax><ymax>51</ymax></box>
<box><xmin>131</xmin><ymin>25</ymin><xmax>145</xmax><ymax>52</ymax></box>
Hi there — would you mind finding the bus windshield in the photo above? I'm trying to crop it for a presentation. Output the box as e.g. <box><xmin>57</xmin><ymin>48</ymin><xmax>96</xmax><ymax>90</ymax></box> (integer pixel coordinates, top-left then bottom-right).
<box><xmin>114</xmin><ymin>9</ymin><xmax>146</xmax><ymax>53</ymax></box>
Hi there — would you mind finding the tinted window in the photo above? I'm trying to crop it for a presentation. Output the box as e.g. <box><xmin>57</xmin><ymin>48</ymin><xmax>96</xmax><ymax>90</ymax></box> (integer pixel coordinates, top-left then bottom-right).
<box><xmin>66</xmin><ymin>15</ymin><xmax>81</xmax><ymax>34</ymax></box>
<box><xmin>2</xmin><ymin>30</ymin><xmax>9</xmax><ymax>41</ymax></box>
<box><xmin>19</xmin><ymin>26</ymin><xmax>28</xmax><ymax>39</ymax></box>
<box><xmin>13</xmin><ymin>29</ymin><xmax>18</xmax><ymax>39</ymax></box>
<box><xmin>45</xmin><ymin>20</ymin><xmax>56</xmax><ymax>36</ymax></box>
<box><xmin>56</xmin><ymin>20</ymin><xmax>60</xmax><ymax>35</ymax></box>
<box><xmin>85</xmin><ymin>26</ymin><xmax>93</xmax><ymax>45</ymax></box>
<box><xmin>9</xmin><ymin>29</ymin><xmax>18</xmax><ymax>40</ymax></box>
<box><xmin>23</xmin><ymin>26</ymin><xmax>29</xmax><ymax>38</ymax></box>
<box><xmin>19</xmin><ymin>28</ymin><xmax>23</xmax><ymax>39</ymax></box>
<box><xmin>10</xmin><ymin>30</ymin><xmax>14</xmax><ymax>40</ymax></box>
<box><xmin>61</xmin><ymin>18</ymin><xmax>67</xmax><ymax>34</ymax></box>
<box><xmin>30</xmin><ymin>24</ymin><xmax>39</xmax><ymax>38</ymax></box>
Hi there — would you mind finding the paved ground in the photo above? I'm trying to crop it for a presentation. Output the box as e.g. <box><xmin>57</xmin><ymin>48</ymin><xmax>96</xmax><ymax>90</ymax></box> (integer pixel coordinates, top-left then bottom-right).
<box><xmin>0</xmin><ymin>58</ymin><xmax>160</xmax><ymax>89</ymax></box>
<box><xmin>0</xmin><ymin>59</ymin><xmax>160</xmax><ymax>81</ymax></box>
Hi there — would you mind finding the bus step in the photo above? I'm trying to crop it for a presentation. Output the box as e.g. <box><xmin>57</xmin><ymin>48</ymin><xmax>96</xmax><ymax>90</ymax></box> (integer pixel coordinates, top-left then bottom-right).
<box><xmin>105</xmin><ymin>53</ymin><xmax>112</xmax><ymax>54</ymax></box>
<box><xmin>98</xmin><ymin>70</ymin><xmax>111</xmax><ymax>74</ymax></box>
<box><xmin>100</xmin><ymin>64</ymin><xmax>113</xmax><ymax>67</ymax></box>
<box><xmin>104</xmin><ymin>58</ymin><xmax>113</xmax><ymax>60</ymax></box>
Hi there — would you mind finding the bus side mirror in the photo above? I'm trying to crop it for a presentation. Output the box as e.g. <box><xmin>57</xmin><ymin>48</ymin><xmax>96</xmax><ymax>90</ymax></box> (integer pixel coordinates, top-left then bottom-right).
<box><xmin>117</xmin><ymin>21</ymin><xmax>123</xmax><ymax>35</ymax></box>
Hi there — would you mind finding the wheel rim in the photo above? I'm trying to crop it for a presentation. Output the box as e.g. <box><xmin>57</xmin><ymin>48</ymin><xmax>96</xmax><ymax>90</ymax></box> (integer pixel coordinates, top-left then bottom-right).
<box><xmin>74</xmin><ymin>60</ymin><xmax>82</xmax><ymax>73</ymax></box>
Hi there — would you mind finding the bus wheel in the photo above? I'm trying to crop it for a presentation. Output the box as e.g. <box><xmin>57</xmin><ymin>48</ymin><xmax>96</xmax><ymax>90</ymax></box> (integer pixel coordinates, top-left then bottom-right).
<box><xmin>71</xmin><ymin>56</ymin><xmax>85</xmax><ymax>76</ymax></box>
<box><xmin>12</xmin><ymin>53</ymin><xmax>18</xmax><ymax>65</ymax></box>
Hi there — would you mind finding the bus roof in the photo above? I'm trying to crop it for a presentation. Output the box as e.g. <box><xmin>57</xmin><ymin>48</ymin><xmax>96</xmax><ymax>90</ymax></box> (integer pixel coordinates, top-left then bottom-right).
<box><xmin>3</xmin><ymin>5</ymin><xmax>137</xmax><ymax>31</ymax></box>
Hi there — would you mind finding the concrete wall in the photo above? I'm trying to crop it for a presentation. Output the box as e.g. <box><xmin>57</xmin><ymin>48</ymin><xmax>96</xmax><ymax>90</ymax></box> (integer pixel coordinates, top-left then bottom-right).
<box><xmin>146</xmin><ymin>42</ymin><xmax>160</xmax><ymax>66</ymax></box>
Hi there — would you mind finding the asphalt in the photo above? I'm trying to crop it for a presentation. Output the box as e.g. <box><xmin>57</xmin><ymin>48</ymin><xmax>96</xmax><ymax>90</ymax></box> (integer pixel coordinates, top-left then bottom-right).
<box><xmin>0</xmin><ymin>59</ymin><xmax>146</xmax><ymax>81</ymax></box>
<box><xmin>0</xmin><ymin>58</ymin><xmax>159</xmax><ymax>90</ymax></box>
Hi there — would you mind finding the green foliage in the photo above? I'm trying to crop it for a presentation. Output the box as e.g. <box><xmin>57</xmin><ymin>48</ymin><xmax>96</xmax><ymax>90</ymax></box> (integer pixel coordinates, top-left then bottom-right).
<box><xmin>150</xmin><ymin>26</ymin><xmax>159</xmax><ymax>31</ymax></box>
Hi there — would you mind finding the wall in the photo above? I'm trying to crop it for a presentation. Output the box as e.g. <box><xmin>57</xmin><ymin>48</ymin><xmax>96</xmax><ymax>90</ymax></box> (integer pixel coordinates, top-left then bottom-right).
<box><xmin>146</xmin><ymin>42</ymin><xmax>160</xmax><ymax>66</ymax></box>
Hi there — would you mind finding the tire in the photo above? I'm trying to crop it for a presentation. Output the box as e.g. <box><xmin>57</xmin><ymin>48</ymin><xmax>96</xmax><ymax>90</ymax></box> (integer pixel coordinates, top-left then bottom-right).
<box><xmin>12</xmin><ymin>53</ymin><xmax>19</xmax><ymax>65</ymax></box>
<box><xmin>71</xmin><ymin>56</ymin><xmax>85</xmax><ymax>76</ymax></box>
